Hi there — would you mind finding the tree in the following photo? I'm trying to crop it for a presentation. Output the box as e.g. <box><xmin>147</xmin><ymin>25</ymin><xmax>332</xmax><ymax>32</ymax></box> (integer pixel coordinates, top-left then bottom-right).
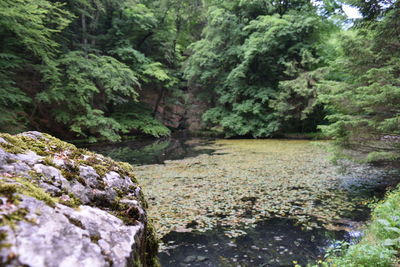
<box><xmin>0</xmin><ymin>0</ymin><xmax>179</xmax><ymax>141</ymax></box>
<box><xmin>0</xmin><ymin>0</ymin><xmax>70</xmax><ymax>133</ymax></box>
<box><xmin>36</xmin><ymin>51</ymin><xmax>142</xmax><ymax>142</ymax></box>
<box><xmin>318</xmin><ymin>4</ymin><xmax>400</xmax><ymax>162</ymax></box>
<box><xmin>185</xmin><ymin>0</ymin><xmax>329</xmax><ymax>137</ymax></box>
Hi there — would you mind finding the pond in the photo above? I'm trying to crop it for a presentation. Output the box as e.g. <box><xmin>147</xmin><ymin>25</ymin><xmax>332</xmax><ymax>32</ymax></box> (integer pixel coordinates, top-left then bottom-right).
<box><xmin>85</xmin><ymin>138</ymin><xmax>400</xmax><ymax>266</ymax></box>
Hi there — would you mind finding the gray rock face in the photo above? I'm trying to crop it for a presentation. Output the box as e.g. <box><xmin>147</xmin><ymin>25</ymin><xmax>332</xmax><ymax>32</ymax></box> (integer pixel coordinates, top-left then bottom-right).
<box><xmin>79</xmin><ymin>165</ymin><xmax>101</xmax><ymax>188</ymax></box>
<box><xmin>1</xmin><ymin>196</ymin><xmax>143</xmax><ymax>267</ymax></box>
<box><xmin>0</xmin><ymin>132</ymin><xmax>158</xmax><ymax>267</ymax></box>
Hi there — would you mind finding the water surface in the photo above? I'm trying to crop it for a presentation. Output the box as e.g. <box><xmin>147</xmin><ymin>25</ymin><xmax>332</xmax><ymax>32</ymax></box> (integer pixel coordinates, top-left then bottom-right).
<box><xmin>85</xmin><ymin>138</ymin><xmax>399</xmax><ymax>266</ymax></box>
<box><xmin>159</xmin><ymin>218</ymin><xmax>356</xmax><ymax>267</ymax></box>
<box><xmin>84</xmin><ymin>138</ymin><xmax>215</xmax><ymax>165</ymax></box>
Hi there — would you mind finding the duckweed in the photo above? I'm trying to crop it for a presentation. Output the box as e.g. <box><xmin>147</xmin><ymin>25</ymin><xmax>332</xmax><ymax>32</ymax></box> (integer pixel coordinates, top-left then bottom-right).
<box><xmin>134</xmin><ymin>139</ymin><xmax>390</xmax><ymax>238</ymax></box>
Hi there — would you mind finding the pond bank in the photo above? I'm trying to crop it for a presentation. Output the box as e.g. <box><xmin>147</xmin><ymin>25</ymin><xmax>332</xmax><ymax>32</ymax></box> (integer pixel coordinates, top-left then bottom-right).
<box><xmin>312</xmin><ymin>186</ymin><xmax>400</xmax><ymax>267</ymax></box>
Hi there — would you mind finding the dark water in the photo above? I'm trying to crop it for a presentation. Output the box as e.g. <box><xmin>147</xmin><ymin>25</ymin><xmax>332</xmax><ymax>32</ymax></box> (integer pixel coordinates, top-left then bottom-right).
<box><xmin>83</xmin><ymin>137</ymin><xmax>397</xmax><ymax>267</ymax></box>
<box><xmin>83</xmin><ymin>137</ymin><xmax>216</xmax><ymax>165</ymax></box>
<box><xmin>159</xmin><ymin>218</ymin><xmax>357</xmax><ymax>267</ymax></box>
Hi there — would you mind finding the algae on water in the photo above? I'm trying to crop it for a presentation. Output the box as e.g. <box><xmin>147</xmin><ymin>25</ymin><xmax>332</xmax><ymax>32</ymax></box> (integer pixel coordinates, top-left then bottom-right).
<box><xmin>134</xmin><ymin>139</ymin><xmax>391</xmax><ymax>239</ymax></box>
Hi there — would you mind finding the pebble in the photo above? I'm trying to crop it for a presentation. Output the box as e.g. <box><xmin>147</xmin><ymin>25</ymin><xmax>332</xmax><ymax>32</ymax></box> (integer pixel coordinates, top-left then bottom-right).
<box><xmin>197</xmin><ymin>256</ymin><xmax>207</xmax><ymax>262</ymax></box>
<box><xmin>183</xmin><ymin>255</ymin><xmax>196</xmax><ymax>263</ymax></box>
<box><xmin>227</xmin><ymin>242</ymin><xmax>237</xmax><ymax>247</ymax></box>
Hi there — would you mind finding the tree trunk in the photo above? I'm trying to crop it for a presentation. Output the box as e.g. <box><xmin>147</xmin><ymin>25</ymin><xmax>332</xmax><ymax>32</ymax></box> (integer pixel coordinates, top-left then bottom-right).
<box><xmin>82</xmin><ymin>14</ymin><xmax>88</xmax><ymax>58</ymax></box>
<box><xmin>153</xmin><ymin>86</ymin><xmax>165</xmax><ymax>117</ymax></box>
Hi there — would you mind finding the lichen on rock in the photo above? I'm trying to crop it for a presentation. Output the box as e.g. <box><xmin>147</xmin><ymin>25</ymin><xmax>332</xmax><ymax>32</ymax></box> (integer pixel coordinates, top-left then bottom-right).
<box><xmin>0</xmin><ymin>131</ymin><xmax>159</xmax><ymax>266</ymax></box>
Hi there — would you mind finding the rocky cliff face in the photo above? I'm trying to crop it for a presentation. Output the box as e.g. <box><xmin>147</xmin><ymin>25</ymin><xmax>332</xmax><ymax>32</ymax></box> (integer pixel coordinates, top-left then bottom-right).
<box><xmin>139</xmin><ymin>87</ymin><xmax>210</xmax><ymax>133</ymax></box>
<box><xmin>0</xmin><ymin>132</ymin><xmax>158</xmax><ymax>267</ymax></box>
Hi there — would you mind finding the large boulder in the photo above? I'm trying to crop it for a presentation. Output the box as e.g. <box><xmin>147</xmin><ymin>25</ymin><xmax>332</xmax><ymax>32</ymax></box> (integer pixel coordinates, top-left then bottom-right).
<box><xmin>0</xmin><ymin>132</ymin><xmax>158</xmax><ymax>266</ymax></box>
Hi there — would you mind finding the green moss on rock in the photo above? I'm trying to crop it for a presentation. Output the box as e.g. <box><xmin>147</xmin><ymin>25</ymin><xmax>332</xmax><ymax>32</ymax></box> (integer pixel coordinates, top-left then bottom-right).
<box><xmin>0</xmin><ymin>132</ymin><xmax>160</xmax><ymax>266</ymax></box>
<box><xmin>0</xmin><ymin>133</ymin><xmax>74</xmax><ymax>156</ymax></box>
<box><xmin>0</xmin><ymin>176</ymin><xmax>57</xmax><ymax>207</ymax></box>
<box><xmin>145</xmin><ymin>222</ymin><xmax>160</xmax><ymax>267</ymax></box>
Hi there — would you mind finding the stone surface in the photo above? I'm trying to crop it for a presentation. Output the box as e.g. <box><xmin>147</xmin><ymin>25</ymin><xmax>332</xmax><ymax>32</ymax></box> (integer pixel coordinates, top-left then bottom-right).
<box><xmin>139</xmin><ymin>86</ymin><xmax>210</xmax><ymax>132</ymax></box>
<box><xmin>0</xmin><ymin>132</ymin><xmax>158</xmax><ymax>266</ymax></box>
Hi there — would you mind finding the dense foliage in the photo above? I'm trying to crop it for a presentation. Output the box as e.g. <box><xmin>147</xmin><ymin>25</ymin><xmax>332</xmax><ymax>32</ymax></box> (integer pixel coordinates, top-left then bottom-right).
<box><xmin>0</xmin><ymin>0</ymin><xmax>70</xmax><ymax>133</ymax></box>
<box><xmin>0</xmin><ymin>0</ymin><xmax>399</xmax><ymax>159</ymax></box>
<box><xmin>0</xmin><ymin>0</ymin><xmax>203</xmax><ymax>141</ymax></box>
<box><xmin>318</xmin><ymin>1</ymin><xmax>400</xmax><ymax>161</ymax></box>
<box><xmin>311</xmin><ymin>185</ymin><xmax>400</xmax><ymax>267</ymax></box>
<box><xmin>185</xmin><ymin>0</ymin><xmax>333</xmax><ymax>137</ymax></box>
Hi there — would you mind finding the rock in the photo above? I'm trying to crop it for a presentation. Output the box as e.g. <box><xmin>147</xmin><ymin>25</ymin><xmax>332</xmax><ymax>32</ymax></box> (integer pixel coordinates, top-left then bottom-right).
<box><xmin>15</xmin><ymin>151</ymin><xmax>42</xmax><ymax>165</ymax></box>
<box><xmin>79</xmin><ymin>165</ymin><xmax>101</xmax><ymax>188</ymax></box>
<box><xmin>196</xmin><ymin>256</ymin><xmax>207</xmax><ymax>262</ymax></box>
<box><xmin>183</xmin><ymin>255</ymin><xmax>197</xmax><ymax>263</ymax></box>
<box><xmin>0</xmin><ymin>148</ymin><xmax>8</xmax><ymax>166</ymax></box>
<box><xmin>186</xmin><ymin>220</ymin><xmax>199</xmax><ymax>229</ymax></box>
<box><xmin>227</xmin><ymin>242</ymin><xmax>237</xmax><ymax>247</ymax></box>
<box><xmin>0</xmin><ymin>132</ymin><xmax>159</xmax><ymax>266</ymax></box>
<box><xmin>104</xmin><ymin>171</ymin><xmax>133</xmax><ymax>189</ymax></box>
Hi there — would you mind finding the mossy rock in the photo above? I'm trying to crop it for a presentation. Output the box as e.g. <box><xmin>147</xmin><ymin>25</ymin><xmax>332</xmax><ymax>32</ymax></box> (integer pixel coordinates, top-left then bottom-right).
<box><xmin>0</xmin><ymin>131</ymin><xmax>159</xmax><ymax>266</ymax></box>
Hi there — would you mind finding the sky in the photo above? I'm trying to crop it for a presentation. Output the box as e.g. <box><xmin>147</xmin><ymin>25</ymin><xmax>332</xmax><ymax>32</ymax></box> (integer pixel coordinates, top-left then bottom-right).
<box><xmin>342</xmin><ymin>4</ymin><xmax>363</xmax><ymax>19</ymax></box>
<box><xmin>311</xmin><ymin>0</ymin><xmax>363</xmax><ymax>20</ymax></box>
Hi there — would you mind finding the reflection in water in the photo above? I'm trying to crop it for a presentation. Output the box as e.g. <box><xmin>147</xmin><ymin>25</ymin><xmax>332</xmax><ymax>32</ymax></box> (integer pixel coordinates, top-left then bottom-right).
<box><xmin>160</xmin><ymin>218</ymin><xmax>355</xmax><ymax>267</ymax></box>
<box><xmin>83</xmin><ymin>138</ymin><xmax>216</xmax><ymax>165</ymax></box>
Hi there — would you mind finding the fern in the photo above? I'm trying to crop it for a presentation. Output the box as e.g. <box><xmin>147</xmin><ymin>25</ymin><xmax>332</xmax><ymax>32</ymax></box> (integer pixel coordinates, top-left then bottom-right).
<box><xmin>37</xmin><ymin>51</ymin><xmax>140</xmax><ymax>141</ymax></box>
<box><xmin>111</xmin><ymin>103</ymin><xmax>171</xmax><ymax>138</ymax></box>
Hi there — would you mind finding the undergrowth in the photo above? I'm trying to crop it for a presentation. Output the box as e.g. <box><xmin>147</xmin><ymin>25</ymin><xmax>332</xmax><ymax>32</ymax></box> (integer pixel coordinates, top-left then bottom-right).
<box><xmin>307</xmin><ymin>186</ymin><xmax>400</xmax><ymax>267</ymax></box>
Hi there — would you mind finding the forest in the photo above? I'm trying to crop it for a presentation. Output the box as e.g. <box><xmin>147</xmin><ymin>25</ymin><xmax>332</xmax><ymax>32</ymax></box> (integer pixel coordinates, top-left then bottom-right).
<box><xmin>0</xmin><ymin>0</ymin><xmax>397</xmax><ymax>153</ymax></box>
<box><xmin>0</xmin><ymin>0</ymin><xmax>400</xmax><ymax>266</ymax></box>
<box><xmin>0</xmin><ymin>0</ymin><xmax>399</xmax><ymax>162</ymax></box>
